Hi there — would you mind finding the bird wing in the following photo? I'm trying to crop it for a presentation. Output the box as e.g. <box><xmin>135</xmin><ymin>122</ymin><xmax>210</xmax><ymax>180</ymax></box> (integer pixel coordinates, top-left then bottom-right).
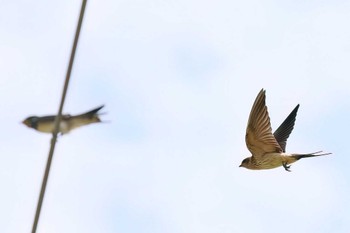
<box><xmin>73</xmin><ymin>105</ymin><xmax>104</xmax><ymax>119</ymax></box>
<box><xmin>273</xmin><ymin>104</ymin><xmax>299</xmax><ymax>152</ymax></box>
<box><xmin>37</xmin><ymin>114</ymin><xmax>72</xmax><ymax>122</ymax></box>
<box><xmin>245</xmin><ymin>89</ymin><xmax>283</xmax><ymax>158</ymax></box>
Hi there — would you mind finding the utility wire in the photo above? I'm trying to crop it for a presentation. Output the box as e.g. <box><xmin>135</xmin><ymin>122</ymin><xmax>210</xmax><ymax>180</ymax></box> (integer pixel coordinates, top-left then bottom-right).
<box><xmin>31</xmin><ymin>1</ymin><xmax>88</xmax><ymax>232</ymax></box>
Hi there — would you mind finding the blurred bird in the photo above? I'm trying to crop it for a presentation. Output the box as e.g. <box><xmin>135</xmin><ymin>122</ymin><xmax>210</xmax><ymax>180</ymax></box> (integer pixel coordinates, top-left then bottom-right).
<box><xmin>239</xmin><ymin>89</ymin><xmax>331</xmax><ymax>172</ymax></box>
<box><xmin>22</xmin><ymin>105</ymin><xmax>105</xmax><ymax>135</ymax></box>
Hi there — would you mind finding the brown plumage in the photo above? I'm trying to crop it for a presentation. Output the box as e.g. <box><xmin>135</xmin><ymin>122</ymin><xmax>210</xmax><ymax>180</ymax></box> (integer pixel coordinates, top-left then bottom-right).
<box><xmin>240</xmin><ymin>89</ymin><xmax>331</xmax><ymax>171</ymax></box>
<box><xmin>22</xmin><ymin>105</ymin><xmax>104</xmax><ymax>134</ymax></box>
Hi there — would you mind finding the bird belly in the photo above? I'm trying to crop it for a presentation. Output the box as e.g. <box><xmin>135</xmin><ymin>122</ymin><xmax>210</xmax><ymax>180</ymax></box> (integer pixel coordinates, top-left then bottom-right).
<box><xmin>255</xmin><ymin>153</ymin><xmax>285</xmax><ymax>169</ymax></box>
<box><xmin>257</xmin><ymin>153</ymin><xmax>297</xmax><ymax>169</ymax></box>
<box><xmin>59</xmin><ymin>121</ymin><xmax>70</xmax><ymax>134</ymax></box>
<box><xmin>36</xmin><ymin>122</ymin><xmax>55</xmax><ymax>133</ymax></box>
<box><xmin>36</xmin><ymin>121</ymin><xmax>69</xmax><ymax>134</ymax></box>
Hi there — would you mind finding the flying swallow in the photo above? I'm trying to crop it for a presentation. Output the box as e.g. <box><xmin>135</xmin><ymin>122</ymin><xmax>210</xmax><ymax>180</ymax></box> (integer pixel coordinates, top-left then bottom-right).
<box><xmin>239</xmin><ymin>89</ymin><xmax>331</xmax><ymax>171</ymax></box>
<box><xmin>22</xmin><ymin>105</ymin><xmax>105</xmax><ymax>134</ymax></box>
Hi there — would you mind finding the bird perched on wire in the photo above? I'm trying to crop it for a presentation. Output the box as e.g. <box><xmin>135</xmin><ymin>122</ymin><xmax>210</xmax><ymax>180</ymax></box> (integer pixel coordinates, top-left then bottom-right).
<box><xmin>22</xmin><ymin>105</ymin><xmax>105</xmax><ymax>135</ymax></box>
<box><xmin>239</xmin><ymin>89</ymin><xmax>331</xmax><ymax>172</ymax></box>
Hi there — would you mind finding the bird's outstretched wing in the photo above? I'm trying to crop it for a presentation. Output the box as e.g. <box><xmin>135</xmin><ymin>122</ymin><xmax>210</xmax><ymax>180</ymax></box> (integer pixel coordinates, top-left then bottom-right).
<box><xmin>245</xmin><ymin>89</ymin><xmax>282</xmax><ymax>158</ymax></box>
<box><xmin>273</xmin><ymin>104</ymin><xmax>299</xmax><ymax>152</ymax></box>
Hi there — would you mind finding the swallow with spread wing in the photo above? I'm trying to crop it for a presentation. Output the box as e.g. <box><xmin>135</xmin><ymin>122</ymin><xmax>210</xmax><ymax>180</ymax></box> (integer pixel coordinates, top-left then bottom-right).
<box><xmin>239</xmin><ymin>89</ymin><xmax>331</xmax><ymax>172</ymax></box>
<box><xmin>22</xmin><ymin>105</ymin><xmax>104</xmax><ymax>135</ymax></box>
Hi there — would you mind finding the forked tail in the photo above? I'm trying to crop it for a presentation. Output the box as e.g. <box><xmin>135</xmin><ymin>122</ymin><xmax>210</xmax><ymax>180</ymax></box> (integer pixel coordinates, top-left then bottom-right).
<box><xmin>292</xmin><ymin>151</ymin><xmax>332</xmax><ymax>160</ymax></box>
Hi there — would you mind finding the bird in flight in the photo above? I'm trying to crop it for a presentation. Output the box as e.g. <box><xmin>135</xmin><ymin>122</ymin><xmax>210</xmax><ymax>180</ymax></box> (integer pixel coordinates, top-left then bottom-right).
<box><xmin>239</xmin><ymin>89</ymin><xmax>331</xmax><ymax>171</ymax></box>
<box><xmin>22</xmin><ymin>105</ymin><xmax>105</xmax><ymax>135</ymax></box>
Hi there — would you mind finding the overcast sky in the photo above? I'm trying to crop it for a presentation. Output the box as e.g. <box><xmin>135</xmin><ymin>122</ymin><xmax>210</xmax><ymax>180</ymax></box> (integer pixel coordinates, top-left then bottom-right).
<box><xmin>1</xmin><ymin>0</ymin><xmax>349</xmax><ymax>232</ymax></box>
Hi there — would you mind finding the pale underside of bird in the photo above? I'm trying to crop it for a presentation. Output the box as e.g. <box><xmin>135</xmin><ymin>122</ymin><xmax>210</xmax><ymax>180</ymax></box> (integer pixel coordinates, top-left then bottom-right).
<box><xmin>239</xmin><ymin>89</ymin><xmax>331</xmax><ymax>172</ymax></box>
<box><xmin>22</xmin><ymin>105</ymin><xmax>104</xmax><ymax>134</ymax></box>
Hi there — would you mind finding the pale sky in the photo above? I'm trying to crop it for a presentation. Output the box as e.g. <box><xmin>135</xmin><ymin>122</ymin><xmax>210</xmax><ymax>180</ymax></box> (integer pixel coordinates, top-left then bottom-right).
<box><xmin>1</xmin><ymin>0</ymin><xmax>349</xmax><ymax>232</ymax></box>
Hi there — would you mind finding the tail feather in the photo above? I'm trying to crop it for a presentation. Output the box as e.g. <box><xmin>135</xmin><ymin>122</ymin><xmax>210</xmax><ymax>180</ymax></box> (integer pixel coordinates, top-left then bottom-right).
<box><xmin>292</xmin><ymin>151</ymin><xmax>332</xmax><ymax>160</ymax></box>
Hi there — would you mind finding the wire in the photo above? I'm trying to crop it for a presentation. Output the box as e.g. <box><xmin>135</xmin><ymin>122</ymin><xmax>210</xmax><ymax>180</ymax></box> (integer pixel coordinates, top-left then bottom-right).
<box><xmin>31</xmin><ymin>1</ymin><xmax>88</xmax><ymax>232</ymax></box>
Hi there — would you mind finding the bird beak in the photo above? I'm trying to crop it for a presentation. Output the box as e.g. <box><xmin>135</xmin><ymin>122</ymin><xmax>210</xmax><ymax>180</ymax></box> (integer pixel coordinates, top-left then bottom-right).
<box><xmin>239</xmin><ymin>164</ymin><xmax>242</xmax><ymax>167</ymax></box>
<box><xmin>22</xmin><ymin>119</ymin><xmax>29</xmax><ymax>127</ymax></box>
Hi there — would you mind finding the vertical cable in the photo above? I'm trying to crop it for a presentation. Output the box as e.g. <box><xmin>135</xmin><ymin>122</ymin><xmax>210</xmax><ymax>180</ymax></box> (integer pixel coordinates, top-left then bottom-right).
<box><xmin>31</xmin><ymin>1</ymin><xmax>88</xmax><ymax>232</ymax></box>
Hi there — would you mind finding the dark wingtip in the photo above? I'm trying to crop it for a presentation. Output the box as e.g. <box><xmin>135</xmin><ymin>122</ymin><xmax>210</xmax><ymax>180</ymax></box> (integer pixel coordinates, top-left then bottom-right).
<box><xmin>90</xmin><ymin>105</ymin><xmax>105</xmax><ymax>113</ymax></box>
<box><xmin>291</xmin><ymin>104</ymin><xmax>300</xmax><ymax>115</ymax></box>
<box><xmin>79</xmin><ymin>105</ymin><xmax>105</xmax><ymax>117</ymax></box>
<box><xmin>94</xmin><ymin>105</ymin><xmax>105</xmax><ymax>111</ymax></box>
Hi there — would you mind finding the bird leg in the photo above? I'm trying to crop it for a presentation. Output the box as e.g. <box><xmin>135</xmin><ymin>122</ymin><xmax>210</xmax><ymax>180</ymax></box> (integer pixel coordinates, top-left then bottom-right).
<box><xmin>282</xmin><ymin>162</ymin><xmax>291</xmax><ymax>172</ymax></box>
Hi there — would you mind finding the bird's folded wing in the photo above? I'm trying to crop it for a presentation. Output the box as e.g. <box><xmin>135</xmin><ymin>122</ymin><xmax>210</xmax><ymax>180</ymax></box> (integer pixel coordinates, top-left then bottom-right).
<box><xmin>273</xmin><ymin>104</ymin><xmax>299</xmax><ymax>152</ymax></box>
<box><xmin>245</xmin><ymin>89</ymin><xmax>282</xmax><ymax>158</ymax></box>
<box><xmin>37</xmin><ymin>114</ymin><xmax>72</xmax><ymax>122</ymax></box>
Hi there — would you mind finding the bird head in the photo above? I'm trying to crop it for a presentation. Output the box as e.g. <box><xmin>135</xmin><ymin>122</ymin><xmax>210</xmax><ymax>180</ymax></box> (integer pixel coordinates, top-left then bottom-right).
<box><xmin>22</xmin><ymin>116</ymin><xmax>39</xmax><ymax>129</ymax></box>
<box><xmin>239</xmin><ymin>157</ymin><xmax>251</xmax><ymax>168</ymax></box>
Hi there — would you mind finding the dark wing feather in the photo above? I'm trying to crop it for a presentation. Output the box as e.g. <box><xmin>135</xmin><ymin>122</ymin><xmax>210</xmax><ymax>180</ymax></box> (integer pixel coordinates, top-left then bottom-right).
<box><xmin>273</xmin><ymin>104</ymin><xmax>299</xmax><ymax>152</ymax></box>
<box><xmin>40</xmin><ymin>114</ymin><xmax>72</xmax><ymax>122</ymax></box>
<box><xmin>73</xmin><ymin>105</ymin><xmax>104</xmax><ymax>119</ymax></box>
